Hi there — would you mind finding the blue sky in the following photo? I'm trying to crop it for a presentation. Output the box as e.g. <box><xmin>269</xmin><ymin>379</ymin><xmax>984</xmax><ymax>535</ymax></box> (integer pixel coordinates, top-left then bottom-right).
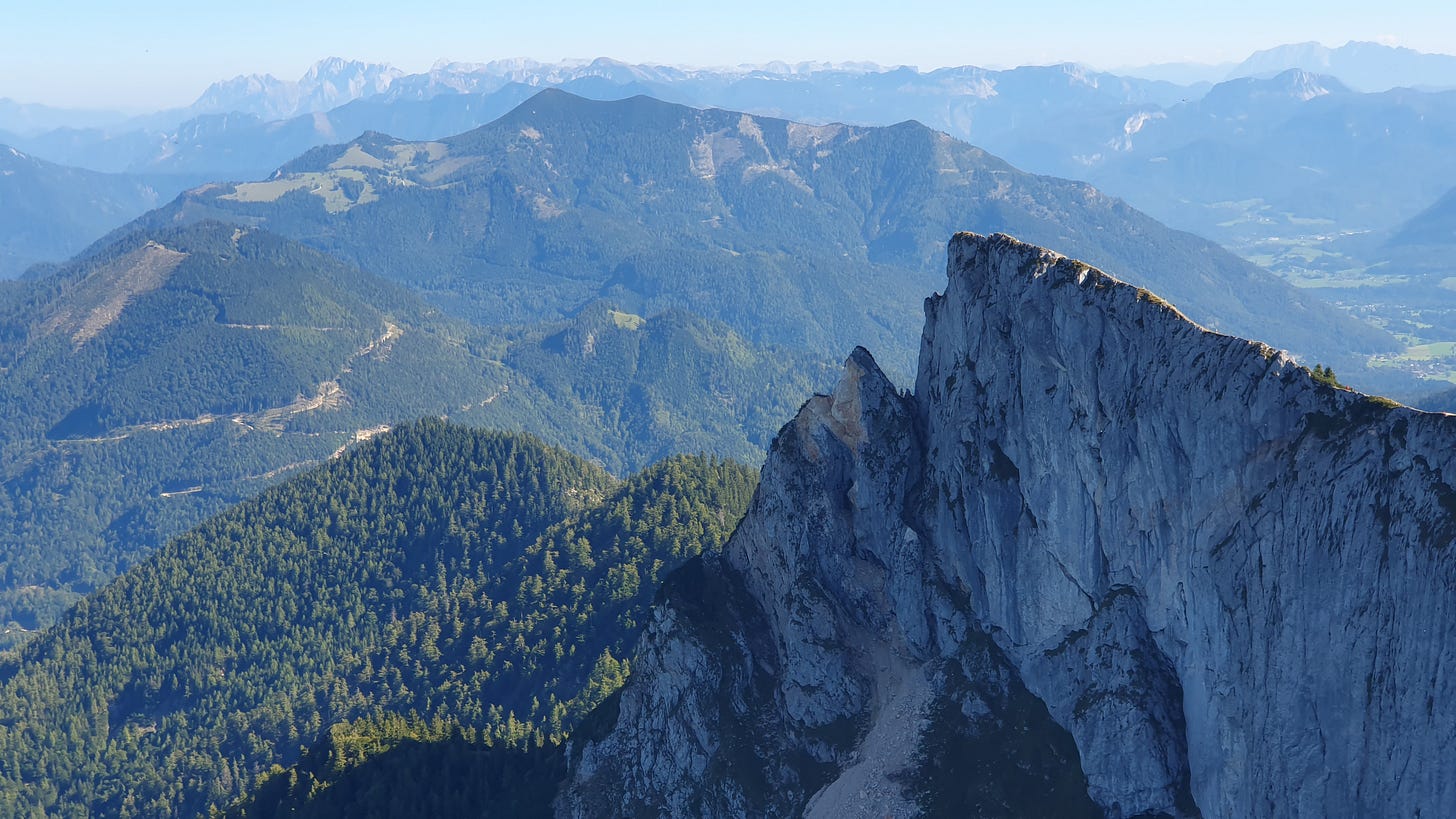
<box><xmin>5</xmin><ymin>0</ymin><xmax>1456</xmax><ymax>109</ymax></box>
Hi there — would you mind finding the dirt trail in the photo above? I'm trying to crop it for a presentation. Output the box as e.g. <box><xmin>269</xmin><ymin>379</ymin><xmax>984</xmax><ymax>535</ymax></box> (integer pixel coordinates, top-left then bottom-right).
<box><xmin>341</xmin><ymin>321</ymin><xmax>402</xmax><ymax>375</ymax></box>
<box><xmin>49</xmin><ymin>321</ymin><xmax>507</xmax><ymax>497</ymax></box>
<box><xmin>217</xmin><ymin>323</ymin><xmax>348</xmax><ymax>331</ymax></box>
<box><xmin>63</xmin><ymin>321</ymin><xmax>404</xmax><ymax>445</ymax></box>
<box><xmin>158</xmin><ymin>486</ymin><xmax>203</xmax><ymax>498</ymax></box>
<box><xmin>329</xmin><ymin>424</ymin><xmax>393</xmax><ymax>459</ymax></box>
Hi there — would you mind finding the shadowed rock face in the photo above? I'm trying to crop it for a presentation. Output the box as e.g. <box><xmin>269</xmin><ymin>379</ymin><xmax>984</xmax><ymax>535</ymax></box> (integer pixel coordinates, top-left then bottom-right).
<box><xmin>558</xmin><ymin>232</ymin><xmax>1456</xmax><ymax>818</ymax></box>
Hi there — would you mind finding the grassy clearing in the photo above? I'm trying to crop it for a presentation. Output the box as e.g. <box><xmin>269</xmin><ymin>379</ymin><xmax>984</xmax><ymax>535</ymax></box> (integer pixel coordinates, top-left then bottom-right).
<box><xmin>224</xmin><ymin>171</ymin><xmax>378</xmax><ymax>213</ymax></box>
<box><xmin>386</xmin><ymin>142</ymin><xmax>448</xmax><ymax>168</ymax></box>
<box><xmin>222</xmin><ymin>177</ymin><xmax>313</xmax><ymax>203</ymax></box>
<box><xmin>329</xmin><ymin>145</ymin><xmax>387</xmax><ymax>170</ymax></box>
<box><xmin>1398</xmin><ymin>341</ymin><xmax>1456</xmax><ymax>360</ymax></box>
<box><xmin>1369</xmin><ymin>340</ymin><xmax>1456</xmax><ymax>383</ymax></box>
<box><xmin>608</xmin><ymin>309</ymin><xmax>645</xmax><ymax>330</ymax></box>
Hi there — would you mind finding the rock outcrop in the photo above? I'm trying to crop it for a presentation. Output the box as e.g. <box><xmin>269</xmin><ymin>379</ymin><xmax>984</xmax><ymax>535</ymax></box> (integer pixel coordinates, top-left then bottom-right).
<box><xmin>558</xmin><ymin>233</ymin><xmax>1456</xmax><ymax>817</ymax></box>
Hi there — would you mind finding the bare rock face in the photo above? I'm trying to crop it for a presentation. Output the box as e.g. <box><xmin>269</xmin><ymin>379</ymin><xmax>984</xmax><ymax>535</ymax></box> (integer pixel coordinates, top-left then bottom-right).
<box><xmin>558</xmin><ymin>233</ymin><xmax>1456</xmax><ymax>817</ymax></box>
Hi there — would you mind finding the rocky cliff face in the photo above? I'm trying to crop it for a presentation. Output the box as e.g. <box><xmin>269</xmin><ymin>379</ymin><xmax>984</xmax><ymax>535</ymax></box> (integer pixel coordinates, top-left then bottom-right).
<box><xmin>558</xmin><ymin>233</ymin><xmax>1456</xmax><ymax>817</ymax></box>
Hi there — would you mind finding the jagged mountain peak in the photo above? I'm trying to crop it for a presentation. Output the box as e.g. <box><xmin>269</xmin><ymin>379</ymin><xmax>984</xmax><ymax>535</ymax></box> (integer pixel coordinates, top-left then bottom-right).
<box><xmin>944</xmin><ymin>231</ymin><xmax>1213</xmax><ymax>333</ymax></box>
<box><xmin>298</xmin><ymin>57</ymin><xmax>402</xmax><ymax>100</ymax></box>
<box><xmin>1199</xmin><ymin>68</ymin><xmax>1350</xmax><ymax>111</ymax></box>
<box><xmin>302</xmin><ymin>56</ymin><xmax>392</xmax><ymax>81</ymax></box>
<box><xmin>562</xmin><ymin>232</ymin><xmax>1455</xmax><ymax>817</ymax></box>
<box><xmin>923</xmin><ymin>231</ymin><xmax>1454</xmax><ymax>815</ymax></box>
<box><xmin>187</xmin><ymin>58</ymin><xmax>401</xmax><ymax>121</ymax></box>
<box><xmin>1262</xmin><ymin>67</ymin><xmax>1349</xmax><ymax>97</ymax></box>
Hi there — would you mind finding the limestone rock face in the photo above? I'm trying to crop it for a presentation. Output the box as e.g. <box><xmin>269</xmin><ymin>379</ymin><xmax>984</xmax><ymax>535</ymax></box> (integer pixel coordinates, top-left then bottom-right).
<box><xmin>558</xmin><ymin>233</ymin><xmax>1456</xmax><ymax>817</ymax></box>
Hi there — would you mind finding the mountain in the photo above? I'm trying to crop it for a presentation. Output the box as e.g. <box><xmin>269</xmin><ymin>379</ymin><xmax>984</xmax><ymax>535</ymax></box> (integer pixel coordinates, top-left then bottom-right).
<box><xmin>0</xmin><ymin>145</ymin><xmax>168</xmax><ymax>277</ymax></box>
<box><xmin>381</xmin><ymin>56</ymin><xmax>691</xmax><ymax>101</ymax></box>
<box><xmin>14</xmin><ymin>53</ymin><xmax>1454</xmax><ymax>257</ymax></box>
<box><xmin>19</xmin><ymin>63</ymin><xmax>1441</xmax><ymax>370</ymax></box>
<box><xmin>1199</xmin><ymin>67</ymin><xmax>1348</xmax><ymax>110</ymax></box>
<box><xmin>1113</xmin><ymin>60</ymin><xmax>1231</xmax><ymax>86</ymax></box>
<box><xmin>186</xmin><ymin>58</ymin><xmax>403</xmax><ymax>122</ymax></box>
<box><xmin>1388</xmin><ymin>184</ymin><xmax>1456</xmax><ymax>248</ymax></box>
<box><xmin>186</xmin><ymin>57</ymin><xmax>1191</xmax><ymax>129</ymax></box>
<box><xmin>1230</xmin><ymin>41</ymin><xmax>1456</xmax><ymax>91</ymax></box>
<box><xmin>0</xmin><ymin>220</ymin><xmax>824</xmax><ymax>637</ymax></box>
<box><xmin>25</xmin><ymin>57</ymin><xmax>1439</xmax><ymax>353</ymax></box>
<box><xmin>560</xmin><ymin>233</ymin><xmax>1455</xmax><ymax>816</ymax></box>
<box><xmin>1002</xmin><ymin>68</ymin><xmax>1456</xmax><ymax>242</ymax></box>
<box><xmin>22</xmin><ymin>54</ymin><xmax>1456</xmax><ymax>325</ymax></box>
<box><xmin>79</xmin><ymin>85</ymin><xmax>542</xmax><ymax>181</ymax></box>
<box><xmin>1315</xmin><ymin>184</ymin><xmax>1456</xmax><ymax>354</ymax></box>
<box><xmin>0</xmin><ymin>59</ymin><xmax>412</xmax><ymax>177</ymax></box>
<box><xmin>0</xmin><ymin>86</ymin><xmax>537</xmax><ymax>181</ymax></box>
<box><xmin>0</xmin><ymin>98</ymin><xmax>129</xmax><ymax>135</ymax></box>
<box><xmin>1053</xmin><ymin>74</ymin><xmax>1456</xmax><ymax>358</ymax></box>
<box><xmin>144</xmin><ymin>85</ymin><xmax>542</xmax><ymax>179</ymax></box>
<box><xmin>189</xmin><ymin>72</ymin><xmax>295</xmax><ymax>119</ymax></box>
<box><xmin>0</xmin><ymin>421</ymin><xmax>757</xmax><ymax>816</ymax></box>
<box><xmin>1080</xmin><ymin>73</ymin><xmax>1456</xmax><ymax>238</ymax></box>
<box><xmin>132</xmin><ymin>89</ymin><xmax>1394</xmax><ymax>385</ymax></box>
<box><xmin>7</xmin><ymin>59</ymin><xmax>1192</xmax><ymax>180</ymax></box>
<box><xmin>0</xmin><ymin>124</ymin><xmax>175</xmax><ymax>175</ymax></box>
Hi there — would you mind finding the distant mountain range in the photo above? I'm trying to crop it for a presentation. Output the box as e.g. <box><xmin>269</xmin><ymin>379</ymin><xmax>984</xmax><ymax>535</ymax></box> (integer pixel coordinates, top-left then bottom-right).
<box><xmin>1071</xmin><ymin>71</ymin><xmax>1456</xmax><ymax>238</ymax></box>
<box><xmin>6</xmin><ymin>41</ymin><xmax>1452</xmax><ymax>140</ymax></box>
<box><xmin>8</xmin><ymin>49</ymin><xmax>1456</xmax><ymax>300</ymax></box>
<box><xmin>126</xmin><ymin>90</ymin><xmax>1394</xmax><ymax>383</ymax></box>
<box><xmin>186</xmin><ymin>57</ymin><xmax>404</xmax><ymax>122</ymax></box>
<box><xmin>13</xmin><ymin>65</ymin><xmax>1455</xmax><ymax>255</ymax></box>
<box><xmin>0</xmin><ymin>58</ymin><xmax>1193</xmax><ymax>179</ymax></box>
<box><xmin>12</xmin><ymin>65</ymin><xmax>1453</xmax><ymax>396</ymax></box>
<box><xmin>0</xmin><ymin>98</ymin><xmax>130</xmax><ymax>135</ymax></box>
<box><xmin>1053</xmin><ymin>71</ymin><xmax>1456</xmax><ymax>354</ymax></box>
<box><xmin>1120</xmin><ymin>40</ymin><xmax>1456</xmax><ymax>91</ymax></box>
<box><xmin>1230</xmin><ymin>41</ymin><xmax>1456</xmax><ymax>91</ymax></box>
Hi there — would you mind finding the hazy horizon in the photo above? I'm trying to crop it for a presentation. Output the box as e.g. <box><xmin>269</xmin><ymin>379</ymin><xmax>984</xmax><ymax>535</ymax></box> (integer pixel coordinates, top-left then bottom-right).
<box><xmin>4</xmin><ymin>0</ymin><xmax>1456</xmax><ymax>110</ymax></box>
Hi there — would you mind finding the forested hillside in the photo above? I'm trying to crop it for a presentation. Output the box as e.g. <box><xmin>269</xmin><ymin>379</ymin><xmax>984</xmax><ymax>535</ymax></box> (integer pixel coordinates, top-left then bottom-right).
<box><xmin>229</xmin><ymin>713</ymin><xmax>565</xmax><ymax>818</ymax></box>
<box><xmin>0</xmin><ymin>222</ymin><xmax>509</xmax><ymax>633</ymax></box>
<box><xmin>0</xmin><ymin>221</ymin><xmax>821</xmax><ymax>640</ymax></box>
<box><xmin>491</xmin><ymin>301</ymin><xmax>833</xmax><ymax>469</ymax></box>
<box><xmin>0</xmin><ymin>421</ymin><xmax>756</xmax><ymax>816</ymax></box>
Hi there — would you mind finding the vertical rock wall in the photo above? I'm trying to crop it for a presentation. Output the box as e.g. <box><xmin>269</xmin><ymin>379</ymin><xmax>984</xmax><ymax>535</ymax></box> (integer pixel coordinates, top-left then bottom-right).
<box><xmin>559</xmin><ymin>233</ymin><xmax>1456</xmax><ymax>817</ymax></box>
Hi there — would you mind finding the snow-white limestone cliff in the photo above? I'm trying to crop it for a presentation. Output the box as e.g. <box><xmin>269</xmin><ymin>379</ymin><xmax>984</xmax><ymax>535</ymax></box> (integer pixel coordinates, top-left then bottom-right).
<box><xmin>558</xmin><ymin>232</ymin><xmax>1456</xmax><ymax>817</ymax></box>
